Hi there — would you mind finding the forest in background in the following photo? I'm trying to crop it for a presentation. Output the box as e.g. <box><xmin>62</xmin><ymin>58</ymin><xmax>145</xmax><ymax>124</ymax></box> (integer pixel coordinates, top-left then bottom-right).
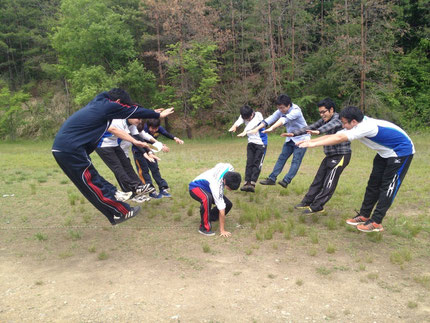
<box><xmin>0</xmin><ymin>0</ymin><xmax>429</xmax><ymax>139</ymax></box>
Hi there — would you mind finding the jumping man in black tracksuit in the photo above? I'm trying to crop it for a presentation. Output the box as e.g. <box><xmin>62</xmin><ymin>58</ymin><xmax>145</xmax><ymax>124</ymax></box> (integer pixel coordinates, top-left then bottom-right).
<box><xmin>52</xmin><ymin>88</ymin><xmax>174</xmax><ymax>225</ymax></box>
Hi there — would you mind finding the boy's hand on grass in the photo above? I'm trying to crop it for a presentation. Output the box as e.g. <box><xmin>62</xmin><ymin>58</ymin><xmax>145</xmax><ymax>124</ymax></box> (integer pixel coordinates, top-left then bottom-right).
<box><xmin>220</xmin><ymin>230</ymin><xmax>231</xmax><ymax>237</ymax></box>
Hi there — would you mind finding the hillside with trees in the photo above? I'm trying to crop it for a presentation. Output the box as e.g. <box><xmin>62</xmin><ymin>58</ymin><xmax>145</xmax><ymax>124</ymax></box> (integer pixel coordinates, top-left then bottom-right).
<box><xmin>0</xmin><ymin>0</ymin><xmax>429</xmax><ymax>139</ymax></box>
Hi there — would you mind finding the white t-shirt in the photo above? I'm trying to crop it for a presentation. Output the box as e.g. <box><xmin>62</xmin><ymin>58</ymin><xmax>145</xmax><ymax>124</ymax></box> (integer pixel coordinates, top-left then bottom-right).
<box><xmin>233</xmin><ymin>112</ymin><xmax>268</xmax><ymax>146</ymax></box>
<box><xmin>189</xmin><ymin>163</ymin><xmax>234</xmax><ymax>210</ymax></box>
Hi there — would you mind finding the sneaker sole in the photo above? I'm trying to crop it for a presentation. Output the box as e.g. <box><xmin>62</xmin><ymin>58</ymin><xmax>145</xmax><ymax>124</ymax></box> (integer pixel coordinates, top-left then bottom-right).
<box><xmin>303</xmin><ymin>209</ymin><xmax>325</xmax><ymax>214</ymax></box>
<box><xmin>346</xmin><ymin>220</ymin><xmax>366</xmax><ymax>226</ymax></box>
<box><xmin>113</xmin><ymin>206</ymin><xmax>141</xmax><ymax>225</ymax></box>
<box><xmin>357</xmin><ymin>227</ymin><xmax>384</xmax><ymax>233</ymax></box>
<box><xmin>294</xmin><ymin>206</ymin><xmax>310</xmax><ymax>210</ymax></box>
<box><xmin>198</xmin><ymin>229</ymin><xmax>215</xmax><ymax>237</ymax></box>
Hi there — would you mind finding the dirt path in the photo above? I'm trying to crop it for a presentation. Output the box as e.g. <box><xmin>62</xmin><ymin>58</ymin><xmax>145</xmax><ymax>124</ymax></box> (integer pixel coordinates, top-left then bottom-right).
<box><xmin>1</xmin><ymin>227</ymin><xmax>429</xmax><ymax>322</ymax></box>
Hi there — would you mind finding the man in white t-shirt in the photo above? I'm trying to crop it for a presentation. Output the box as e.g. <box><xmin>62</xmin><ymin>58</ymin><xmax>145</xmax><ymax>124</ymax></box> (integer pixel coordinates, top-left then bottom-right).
<box><xmin>229</xmin><ymin>105</ymin><xmax>268</xmax><ymax>192</ymax></box>
<box><xmin>298</xmin><ymin>106</ymin><xmax>414</xmax><ymax>232</ymax></box>
<box><xmin>96</xmin><ymin>118</ymin><xmax>155</xmax><ymax>201</ymax></box>
<box><xmin>189</xmin><ymin>163</ymin><xmax>241</xmax><ymax>237</ymax></box>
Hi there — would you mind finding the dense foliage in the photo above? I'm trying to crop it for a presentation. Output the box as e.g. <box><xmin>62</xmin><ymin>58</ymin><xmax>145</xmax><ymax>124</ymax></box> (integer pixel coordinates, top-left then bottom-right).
<box><xmin>0</xmin><ymin>0</ymin><xmax>428</xmax><ymax>139</ymax></box>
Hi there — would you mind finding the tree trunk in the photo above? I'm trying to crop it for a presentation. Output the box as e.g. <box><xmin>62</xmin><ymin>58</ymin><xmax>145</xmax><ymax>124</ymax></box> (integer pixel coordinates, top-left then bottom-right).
<box><xmin>321</xmin><ymin>0</ymin><xmax>324</xmax><ymax>44</ymax></box>
<box><xmin>291</xmin><ymin>0</ymin><xmax>295</xmax><ymax>81</ymax></box>
<box><xmin>267</xmin><ymin>0</ymin><xmax>278</xmax><ymax>94</ymax></box>
<box><xmin>230</xmin><ymin>0</ymin><xmax>237</xmax><ymax>76</ymax></box>
<box><xmin>360</xmin><ymin>1</ymin><xmax>366</xmax><ymax>113</ymax></box>
<box><xmin>155</xmin><ymin>14</ymin><xmax>165</xmax><ymax>86</ymax></box>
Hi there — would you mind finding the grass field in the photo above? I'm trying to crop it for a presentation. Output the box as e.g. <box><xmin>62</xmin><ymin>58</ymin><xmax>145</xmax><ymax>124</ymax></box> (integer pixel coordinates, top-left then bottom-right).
<box><xmin>1</xmin><ymin>134</ymin><xmax>429</xmax><ymax>322</ymax></box>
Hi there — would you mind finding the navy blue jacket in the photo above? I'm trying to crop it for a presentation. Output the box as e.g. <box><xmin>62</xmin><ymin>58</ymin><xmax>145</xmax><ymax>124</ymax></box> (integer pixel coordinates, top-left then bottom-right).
<box><xmin>143</xmin><ymin>124</ymin><xmax>175</xmax><ymax>140</ymax></box>
<box><xmin>52</xmin><ymin>92</ymin><xmax>160</xmax><ymax>155</ymax></box>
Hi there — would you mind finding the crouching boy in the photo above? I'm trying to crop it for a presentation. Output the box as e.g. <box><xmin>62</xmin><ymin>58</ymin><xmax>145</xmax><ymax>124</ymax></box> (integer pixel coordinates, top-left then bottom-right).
<box><xmin>189</xmin><ymin>163</ymin><xmax>241</xmax><ymax>237</ymax></box>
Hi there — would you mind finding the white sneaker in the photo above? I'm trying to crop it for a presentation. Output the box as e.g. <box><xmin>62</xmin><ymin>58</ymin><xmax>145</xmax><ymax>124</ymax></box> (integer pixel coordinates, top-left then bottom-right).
<box><xmin>131</xmin><ymin>195</ymin><xmax>152</xmax><ymax>203</ymax></box>
<box><xmin>115</xmin><ymin>190</ymin><xmax>133</xmax><ymax>202</ymax></box>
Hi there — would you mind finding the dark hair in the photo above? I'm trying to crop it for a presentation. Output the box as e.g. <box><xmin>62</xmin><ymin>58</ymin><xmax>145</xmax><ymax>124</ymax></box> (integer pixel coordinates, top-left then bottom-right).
<box><xmin>240</xmin><ymin>105</ymin><xmax>253</xmax><ymax>120</ymax></box>
<box><xmin>146</xmin><ymin>118</ymin><xmax>161</xmax><ymax>128</ymax></box>
<box><xmin>317</xmin><ymin>98</ymin><xmax>336</xmax><ymax>112</ymax></box>
<box><xmin>275</xmin><ymin>94</ymin><xmax>292</xmax><ymax>107</ymax></box>
<box><xmin>224</xmin><ymin>171</ymin><xmax>241</xmax><ymax>190</ymax></box>
<box><xmin>107</xmin><ymin>88</ymin><xmax>133</xmax><ymax>106</ymax></box>
<box><xmin>339</xmin><ymin>106</ymin><xmax>364</xmax><ymax>123</ymax></box>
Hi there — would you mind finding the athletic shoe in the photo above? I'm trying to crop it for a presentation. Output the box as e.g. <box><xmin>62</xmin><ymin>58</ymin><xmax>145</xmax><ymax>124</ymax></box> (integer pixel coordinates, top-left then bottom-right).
<box><xmin>115</xmin><ymin>190</ymin><xmax>133</xmax><ymax>202</ymax></box>
<box><xmin>247</xmin><ymin>184</ymin><xmax>255</xmax><ymax>193</ymax></box>
<box><xmin>113</xmin><ymin>206</ymin><xmax>141</xmax><ymax>225</ymax></box>
<box><xmin>160</xmin><ymin>189</ymin><xmax>172</xmax><ymax>198</ymax></box>
<box><xmin>198</xmin><ymin>227</ymin><xmax>216</xmax><ymax>236</ymax></box>
<box><xmin>135</xmin><ymin>184</ymin><xmax>155</xmax><ymax>196</ymax></box>
<box><xmin>302</xmin><ymin>206</ymin><xmax>325</xmax><ymax>214</ymax></box>
<box><xmin>294</xmin><ymin>202</ymin><xmax>310</xmax><ymax>210</ymax></box>
<box><xmin>260</xmin><ymin>178</ymin><xmax>276</xmax><ymax>185</ymax></box>
<box><xmin>357</xmin><ymin>220</ymin><xmax>384</xmax><ymax>232</ymax></box>
<box><xmin>149</xmin><ymin>191</ymin><xmax>162</xmax><ymax>199</ymax></box>
<box><xmin>240</xmin><ymin>182</ymin><xmax>251</xmax><ymax>192</ymax></box>
<box><xmin>131</xmin><ymin>195</ymin><xmax>151</xmax><ymax>203</ymax></box>
<box><xmin>277</xmin><ymin>180</ymin><xmax>288</xmax><ymax>188</ymax></box>
<box><xmin>346</xmin><ymin>213</ymin><xmax>370</xmax><ymax>226</ymax></box>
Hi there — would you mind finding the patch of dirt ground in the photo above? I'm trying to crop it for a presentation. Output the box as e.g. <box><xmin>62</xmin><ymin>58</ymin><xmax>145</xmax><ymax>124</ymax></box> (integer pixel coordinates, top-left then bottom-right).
<box><xmin>1</xmin><ymin>223</ymin><xmax>429</xmax><ymax>322</ymax></box>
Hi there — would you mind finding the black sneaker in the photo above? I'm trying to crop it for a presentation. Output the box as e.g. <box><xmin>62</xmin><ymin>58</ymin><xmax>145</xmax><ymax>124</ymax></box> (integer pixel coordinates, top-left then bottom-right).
<box><xmin>240</xmin><ymin>183</ymin><xmax>250</xmax><ymax>192</ymax></box>
<box><xmin>247</xmin><ymin>184</ymin><xmax>255</xmax><ymax>193</ymax></box>
<box><xmin>302</xmin><ymin>206</ymin><xmax>325</xmax><ymax>214</ymax></box>
<box><xmin>259</xmin><ymin>178</ymin><xmax>276</xmax><ymax>185</ymax></box>
<box><xmin>198</xmin><ymin>227</ymin><xmax>216</xmax><ymax>236</ymax></box>
<box><xmin>135</xmin><ymin>184</ymin><xmax>155</xmax><ymax>196</ymax></box>
<box><xmin>278</xmin><ymin>180</ymin><xmax>288</xmax><ymax>188</ymax></box>
<box><xmin>113</xmin><ymin>206</ymin><xmax>141</xmax><ymax>225</ymax></box>
<box><xmin>294</xmin><ymin>202</ymin><xmax>310</xmax><ymax>210</ymax></box>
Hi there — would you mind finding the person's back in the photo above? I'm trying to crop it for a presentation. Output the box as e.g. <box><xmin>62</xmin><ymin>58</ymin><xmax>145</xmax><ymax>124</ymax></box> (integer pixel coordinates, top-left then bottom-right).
<box><xmin>53</xmin><ymin>92</ymin><xmax>159</xmax><ymax>155</ymax></box>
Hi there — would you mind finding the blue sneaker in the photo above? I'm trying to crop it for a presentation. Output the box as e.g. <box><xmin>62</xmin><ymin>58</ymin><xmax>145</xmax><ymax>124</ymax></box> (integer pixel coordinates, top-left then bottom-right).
<box><xmin>160</xmin><ymin>189</ymin><xmax>172</xmax><ymax>198</ymax></box>
<box><xmin>149</xmin><ymin>191</ymin><xmax>162</xmax><ymax>199</ymax></box>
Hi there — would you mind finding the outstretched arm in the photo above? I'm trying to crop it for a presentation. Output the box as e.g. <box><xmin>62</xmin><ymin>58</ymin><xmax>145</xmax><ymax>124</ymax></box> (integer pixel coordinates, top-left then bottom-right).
<box><xmin>263</xmin><ymin>119</ymin><xmax>284</xmax><ymax>133</ymax></box>
<box><xmin>108</xmin><ymin>126</ymin><xmax>149</xmax><ymax>149</ymax></box>
<box><xmin>297</xmin><ymin>133</ymin><xmax>349</xmax><ymax>148</ymax></box>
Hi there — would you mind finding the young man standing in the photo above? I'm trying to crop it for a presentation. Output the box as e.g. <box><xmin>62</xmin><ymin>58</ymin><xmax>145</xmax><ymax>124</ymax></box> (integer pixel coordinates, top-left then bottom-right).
<box><xmin>189</xmin><ymin>163</ymin><xmax>241</xmax><ymax>237</ymax></box>
<box><xmin>265</xmin><ymin>98</ymin><xmax>351</xmax><ymax>214</ymax></box>
<box><xmin>249</xmin><ymin>94</ymin><xmax>309</xmax><ymax>188</ymax></box>
<box><xmin>52</xmin><ymin>88</ymin><xmax>174</xmax><ymax>225</ymax></box>
<box><xmin>229</xmin><ymin>105</ymin><xmax>268</xmax><ymax>192</ymax></box>
<box><xmin>298</xmin><ymin>106</ymin><xmax>414</xmax><ymax>232</ymax></box>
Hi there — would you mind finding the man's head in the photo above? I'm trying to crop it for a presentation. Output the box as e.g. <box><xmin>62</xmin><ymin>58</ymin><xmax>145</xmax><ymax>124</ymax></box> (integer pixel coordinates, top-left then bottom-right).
<box><xmin>339</xmin><ymin>106</ymin><xmax>364</xmax><ymax>130</ymax></box>
<box><xmin>240</xmin><ymin>105</ymin><xmax>254</xmax><ymax>121</ymax></box>
<box><xmin>317</xmin><ymin>98</ymin><xmax>336</xmax><ymax>122</ymax></box>
<box><xmin>275</xmin><ymin>94</ymin><xmax>292</xmax><ymax>114</ymax></box>
<box><xmin>107</xmin><ymin>88</ymin><xmax>133</xmax><ymax>106</ymax></box>
<box><xmin>223</xmin><ymin>171</ymin><xmax>241</xmax><ymax>190</ymax></box>
<box><xmin>127</xmin><ymin>118</ymin><xmax>140</xmax><ymax>126</ymax></box>
<box><xmin>146</xmin><ymin>118</ymin><xmax>161</xmax><ymax>133</ymax></box>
